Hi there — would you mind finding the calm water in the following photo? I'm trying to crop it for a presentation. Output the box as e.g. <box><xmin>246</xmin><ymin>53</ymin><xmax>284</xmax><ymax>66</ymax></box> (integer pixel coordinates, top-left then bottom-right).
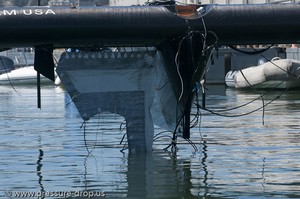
<box><xmin>0</xmin><ymin>84</ymin><xmax>299</xmax><ymax>198</ymax></box>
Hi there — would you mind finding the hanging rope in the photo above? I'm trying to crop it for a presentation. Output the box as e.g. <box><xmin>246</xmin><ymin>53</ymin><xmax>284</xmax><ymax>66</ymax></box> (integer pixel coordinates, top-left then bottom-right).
<box><xmin>196</xmin><ymin>86</ymin><xmax>287</xmax><ymax>118</ymax></box>
<box><xmin>239</xmin><ymin>70</ymin><xmax>266</xmax><ymax>124</ymax></box>
<box><xmin>0</xmin><ymin>56</ymin><xmax>21</xmax><ymax>96</ymax></box>
<box><xmin>228</xmin><ymin>45</ymin><xmax>273</xmax><ymax>55</ymax></box>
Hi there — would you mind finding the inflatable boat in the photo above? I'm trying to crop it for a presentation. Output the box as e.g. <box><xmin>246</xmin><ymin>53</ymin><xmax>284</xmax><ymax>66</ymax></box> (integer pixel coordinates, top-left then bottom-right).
<box><xmin>225</xmin><ymin>57</ymin><xmax>300</xmax><ymax>89</ymax></box>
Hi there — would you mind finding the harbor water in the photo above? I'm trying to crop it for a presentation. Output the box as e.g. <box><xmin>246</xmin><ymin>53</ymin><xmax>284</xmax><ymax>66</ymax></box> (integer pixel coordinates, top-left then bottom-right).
<box><xmin>0</xmin><ymin>84</ymin><xmax>299</xmax><ymax>198</ymax></box>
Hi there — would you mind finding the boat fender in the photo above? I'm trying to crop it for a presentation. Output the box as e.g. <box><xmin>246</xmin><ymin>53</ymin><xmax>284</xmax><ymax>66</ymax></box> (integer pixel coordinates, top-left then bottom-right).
<box><xmin>225</xmin><ymin>71</ymin><xmax>236</xmax><ymax>88</ymax></box>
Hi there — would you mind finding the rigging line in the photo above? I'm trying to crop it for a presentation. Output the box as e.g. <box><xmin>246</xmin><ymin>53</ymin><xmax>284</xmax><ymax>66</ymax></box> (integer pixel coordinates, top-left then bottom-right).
<box><xmin>175</xmin><ymin>35</ymin><xmax>187</xmax><ymax>101</ymax></box>
<box><xmin>197</xmin><ymin>87</ymin><xmax>287</xmax><ymax>118</ymax></box>
<box><xmin>203</xmin><ymin>80</ymin><xmax>286</xmax><ymax>113</ymax></box>
<box><xmin>228</xmin><ymin>45</ymin><xmax>273</xmax><ymax>55</ymax></box>
<box><xmin>155</xmin><ymin>80</ymin><xmax>170</xmax><ymax>90</ymax></box>
<box><xmin>196</xmin><ymin>80</ymin><xmax>286</xmax><ymax>115</ymax></box>
<box><xmin>191</xmin><ymin>96</ymin><xmax>201</xmax><ymax>128</ymax></box>
<box><xmin>207</xmin><ymin>31</ymin><xmax>219</xmax><ymax>45</ymax></box>
<box><xmin>119</xmin><ymin>121</ymin><xmax>127</xmax><ymax>146</ymax></box>
<box><xmin>166</xmin><ymin>137</ymin><xmax>199</xmax><ymax>152</ymax></box>
<box><xmin>163</xmin><ymin>134</ymin><xmax>178</xmax><ymax>151</ymax></box>
<box><xmin>153</xmin><ymin>130</ymin><xmax>173</xmax><ymax>139</ymax></box>
<box><xmin>190</xmin><ymin>30</ymin><xmax>218</xmax><ymax>46</ymax></box>
<box><xmin>153</xmin><ymin>135</ymin><xmax>173</xmax><ymax>142</ymax></box>
<box><xmin>193</xmin><ymin>48</ymin><xmax>215</xmax><ymax>83</ymax></box>
<box><xmin>185</xmin><ymin>138</ymin><xmax>198</xmax><ymax>152</ymax></box>
<box><xmin>177</xmin><ymin>18</ymin><xmax>203</xmax><ymax>97</ymax></box>
<box><xmin>119</xmin><ymin>119</ymin><xmax>127</xmax><ymax>150</ymax></box>
<box><xmin>188</xmin><ymin>30</ymin><xmax>218</xmax><ymax>55</ymax></box>
<box><xmin>190</xmin><ymin>113</ymin><xmax>199</xmax><ymax>128</ymax></box>
<box><xmin>0</xmin><ymin>57</ymin><xmax>21</xmax><ymax>96</ymax></box>
<box><xmin>120</xmin><ymin>144</ymin><xmax>128</xmax><ymax>153</ymax></box>
<box><xmin>200</xmin><ymin>95</ymin><xmax>260</xmax><ymax>113</ymax></box>
<box><xmin>198</xmin><ymin>105</ymin><xmax>203</xmax><ymax>140</ymax></box>
<box><xmin>119</xmin><ymin>119</ymin><xmax>126</xmax><ymax>132</ymax></box>
<box><xmin>201</xmin><ymin>17</ymin><xmax>208</xmax><ymax>55</ymax></box>
<box><xmin>82</xmin><ymin>121</ymin><xmax>92</xmax><ymax>155</ymax></box>
<box><xmin>82</xmin><ymin>115</ymin><xmax>100</xmax><ymax>155</ymax></box>
<box><xmin>119</xmin><ymin>133</ymin><xmax>127</xmax><ymax>145</ymax></box>
<box><xmin>164</xmin><ymin>103</ymin><xmax>183</xmax><ymax>151</ymax></box>
<box><xmin>193</xmin><ymin>92</ymin><xmax>204</xmax><ymax>141</ymax></box>
<box><xmin>90</xmin><ymin>112</ymin><xmax>101</xmax><ymax>154</ymax></box>
<box><xmin>258</xmin><ymin>52</ymin><xmax>299</xmax><ymax>79</ymax></box>
<box><xmin>189</xmin><ymin>31</ymin><xmax>218</xmax><ymax>84</ymax></box>
<box><xmin>239</xmin><ymin>70</ymin><xmax>265</xmax><ymax>124</ymax></box>
<box><xmin>175</xmin><ymin>31</ymin><xmax>208</xmax><ymax>101</ymax></box>
<box><xmin>190</xmin><ymin>89</ymin><xmax>200</xmax><ymax>127</ymax></box>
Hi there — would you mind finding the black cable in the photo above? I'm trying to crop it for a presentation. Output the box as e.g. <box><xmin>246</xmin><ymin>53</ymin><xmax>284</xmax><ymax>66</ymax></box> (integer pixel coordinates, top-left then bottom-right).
<box><xmin>230</xmin><ymin>45</ymin><xmax>299</xmax><ymax>79</ymax></box>
<box><xmin>190</xmin><ymin>89</ymin><xmax>201</xmax><ymax>128</ymax></box>
<box><xmin>155</xmin><ymin>80</ymin><xmax>170</xmax><ymax>90</ymax></box>
<box><xmin>81</xmin><ymin>121</ymin><xmax>92</xmax><ymax>155</ymax></box>
<box><xmin>258</xmin><ymin>51</ymin><xmax>299</xmax><ymax>79</ymax></box>
<box><xmin>239</xmin><ymin>69</ymin><xmax>266</xmax><ymax>124</ymax></box>
<box><xmin>228</xmin><ymin>45</ymin><xmax>273</xmax><ymax>55</ymax></box>
<box><xmin>224</xmin><ymin>45</ymin><xmax>294</xmax><ymax>124</ymax></box>
<box><xmin>153</xmin><ymin>135</ymin><xmax>173</xmax><ymax>142</ymax></box>
<box><xmin>229</xmin><ymin>45</ymin><xmax>300</xmax><ymax>123</ymax></box>
<box><xmin>81</xmin><ymin>113</ymin><xmax>103</xmax><ymax>155</ymax></box>
<box><xmin>153</xmin><ymin>130</ymin><xmax>173</xmax><ymax>139</ymax></box>
<box><xmin>212</xmin><ymin>74</ymin><xmax>288</xmax><ymax>114</ymax></box>
<box><xmin>197</xmin><ymin>87</ymin><xmax>287</xmax><ymax>118</ymax></box>
<box><xmin>230</xmin><ymin>45</ymin><xmax>299</xmax><ymax>80</ymax></box>
<box><xmin>185</xmin><ymin>138</ymin><xmax>198</xmax><ymax>152</ymax></box>
<box><xmin>0</xmin><ymin>56</ymin><xmax>21</xmax><ymax>96</ymax></box>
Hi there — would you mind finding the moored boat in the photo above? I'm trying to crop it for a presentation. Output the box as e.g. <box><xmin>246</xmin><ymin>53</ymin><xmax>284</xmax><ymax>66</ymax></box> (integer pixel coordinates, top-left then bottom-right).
<box><xmin>0</xmin><ymin>66</ymin><xmax>50</xmax><ymax>85</ymax></box>
<box><xmin>225</xmin><ymin>57</ymin><xmax>300</xmax><ymax>89</ymax></box>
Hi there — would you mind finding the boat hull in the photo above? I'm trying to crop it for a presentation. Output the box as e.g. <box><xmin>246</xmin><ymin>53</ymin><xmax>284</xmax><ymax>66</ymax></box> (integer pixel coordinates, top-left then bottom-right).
<box><xmin>225</xmin><ymin>58</ymin><xmax>300</xmax><ymax>89</ymax></box>
<box><xmin>1</xmin><ymin>4</ymin><xmax>300</xmax><ymax>48</ymax></box>
<box><xmin>0</xmin><ymin>66</ymin><xmax>51</xmax><ymax>85</ymax></box>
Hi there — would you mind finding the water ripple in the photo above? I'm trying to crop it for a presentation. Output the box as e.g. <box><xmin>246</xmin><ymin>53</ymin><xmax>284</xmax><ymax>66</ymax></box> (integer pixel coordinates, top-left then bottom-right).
<box><xmin>0</xmin><ymin>85</ymin><xmax>299</xmax><ymax>198</ymax></box>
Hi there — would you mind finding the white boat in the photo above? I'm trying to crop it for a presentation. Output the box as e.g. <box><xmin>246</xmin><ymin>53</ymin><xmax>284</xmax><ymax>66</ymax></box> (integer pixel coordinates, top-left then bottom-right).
<box><xmin>0</xmin><ymin>66</ymin><xmax>51</xmax><ymax>85</ymax></box>
<box><xmin>0</xmin><ymin>48</ymin><xmax>59</xmax><ymax>85</ymax></box>
<box><xmin>225</xmin><ymin>57</ymin><xmax>300</xmax><ymax>89</ymax></box>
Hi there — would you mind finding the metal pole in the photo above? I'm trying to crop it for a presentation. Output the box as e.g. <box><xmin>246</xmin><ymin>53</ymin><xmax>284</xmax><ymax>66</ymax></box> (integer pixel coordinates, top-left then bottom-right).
<box><xmin>37</xmin><ymin>0</ymin><xmax>41</xmax><ymax>109</ymax></box>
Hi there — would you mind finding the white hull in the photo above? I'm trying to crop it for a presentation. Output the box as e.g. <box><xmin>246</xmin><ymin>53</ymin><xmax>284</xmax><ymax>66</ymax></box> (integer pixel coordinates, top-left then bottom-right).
<box><xmin>0</xmin><ymin>66</ymin><xmax>51</xmax><ymax>85</ymax></box>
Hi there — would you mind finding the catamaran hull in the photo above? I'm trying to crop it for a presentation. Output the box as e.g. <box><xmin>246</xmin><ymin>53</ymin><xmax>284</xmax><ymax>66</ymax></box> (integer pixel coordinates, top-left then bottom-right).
<box><xmin>0</xmin><ymin>4</ymin><xmax>300</xmax><ymax>48</ymax></box>
<box><xmin>1</xmin><ymin>3</ymin><xmax>300</xmax><ymax>151</ymax></box>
